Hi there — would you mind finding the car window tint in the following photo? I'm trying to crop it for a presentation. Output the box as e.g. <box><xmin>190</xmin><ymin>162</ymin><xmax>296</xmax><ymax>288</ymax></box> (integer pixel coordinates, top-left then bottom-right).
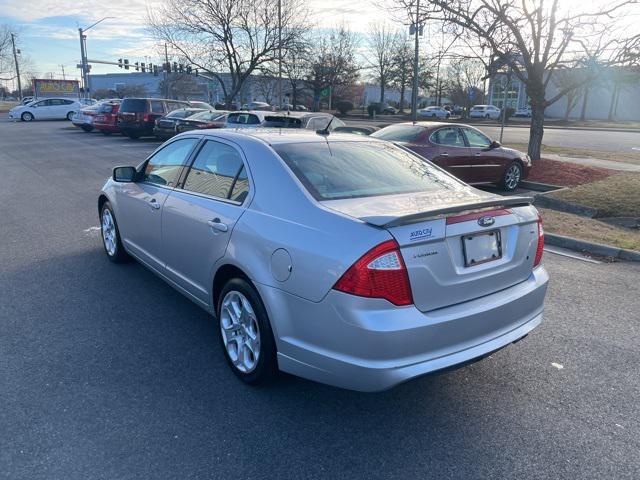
<box><xmin>462</xmin><ymin>128</ymin><xmax>492</xmax><ymax>148</ymax></box>
<box><xmin>431</xmin><ymin>127</ymin><xmax>465</xmax><ymax>147</ymax></box>
<box><xmin>143</xmin><ymin>138</ymin><xmax>197</xmax><ymax>187</ymax></box>
<box><xmin>150</xmin><ymin>101</ymin><xmax>165</xmax><ymax>114</ymax></box>
<box><xmin>183</xmin><ymin>141</ymin><xmax>245</xmax><ymax>200</ymax></box>
<box><xmin>370</xmin><ymin>124</ymin><xmax>426</xmax><ymax>143</ymax></box>
<box><xmin>274</xmin><ymin>141</ymin><xmax>461</xmax><ymax>201</ymax></box>
<box><xmin>230</xmin><ymin>166</ymin><xmax>249</xmax><ymax>203</ymax></box>
<box><xmin>228</xmin><ymin>113</ymin><xmax>260</xmax><ymax>125</ymax></box>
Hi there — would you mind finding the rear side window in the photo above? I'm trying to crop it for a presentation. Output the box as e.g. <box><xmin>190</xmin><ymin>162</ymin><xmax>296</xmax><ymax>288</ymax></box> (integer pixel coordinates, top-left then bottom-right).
<box><xmin>370</xmin><ymin>124</ymin><xmax>426</xmax><ymax>143</ymax></box>
<box><xmin>183</xmin><ymin>141</ymin><xmax>247</xmax><ymax>201</ymax></box>
<box><xmin>143</xmin><ymin>138</ymin><xmax>198</xmax><ymax>187</ymax></box>
<box><xmin>274</xmin><ymin>141</ymin><xmax>460</xmax><ymax>201</ymax></box>
<box><xmin>263</xmin><ymin>116</ymin><xmax>302</xmax><ymax>128</ymax></box>
<box><xmin>150</xmin><ymin>100</ymin><xmax>165</xmax><ymax>114</ymax></box>
<box><xmin>120</xmin><ymin>99</ymin><xmax>148</xmax><ymax>113</ymax></box>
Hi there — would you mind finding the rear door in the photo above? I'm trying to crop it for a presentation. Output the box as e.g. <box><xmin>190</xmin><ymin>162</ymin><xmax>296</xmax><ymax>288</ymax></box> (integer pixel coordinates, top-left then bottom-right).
<box><xmin>116</xmin><ymin>137</ymin><xmax>199</xmax><ymax>271</ymax></box>
<box><xmin>428</xmin><ymin>127</ymin><xmax>473</xmax><ymax>182</ymax></box>
<box><xmin>386</xmin><ymin>206</ymin><xmax>540</xmax><ymax>312</ymax></box>
<box><xmin>161</xmin><ymin>139</ymin><xmax>250</xmax><ymax>303</ymax></box>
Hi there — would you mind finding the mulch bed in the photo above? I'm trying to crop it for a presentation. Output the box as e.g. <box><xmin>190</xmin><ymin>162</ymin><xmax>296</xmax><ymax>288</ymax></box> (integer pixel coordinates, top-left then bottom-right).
<box><xmin>527</xmin><ymin>158</ymin><xmax>616</xmax><ymax>187</ymax></box>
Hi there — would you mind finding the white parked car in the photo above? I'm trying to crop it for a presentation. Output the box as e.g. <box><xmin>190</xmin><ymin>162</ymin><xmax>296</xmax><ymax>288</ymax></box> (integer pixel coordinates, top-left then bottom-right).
<box><xmin>418</xmin><ymin>106</ymin><xmax>450</xmax><ymax>119</ymax></box>
<box><xmin>8</xmin><ymin>97</ymin><xmax>82</xmax><ymax>122</ymax></box>
<box><xmin>469</xmin><ymin>105</ymin><xmax>501</xmax><ymax>120</ymax></box>
<box><xmin>514</xmin><ymin>107</ymin><xmax>532</xmax><ymax>118</ymax></box>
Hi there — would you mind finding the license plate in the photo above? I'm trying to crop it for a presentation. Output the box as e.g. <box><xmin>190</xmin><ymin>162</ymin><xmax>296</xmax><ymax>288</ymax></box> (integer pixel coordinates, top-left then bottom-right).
<box><xmin>462</xmin><ymin>230</ymin><xmax>502</xmax><ymax>267</ymax></box>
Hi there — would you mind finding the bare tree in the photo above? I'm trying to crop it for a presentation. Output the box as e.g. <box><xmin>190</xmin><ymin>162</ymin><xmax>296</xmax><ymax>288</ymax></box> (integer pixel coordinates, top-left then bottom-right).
<box><xmin>388</xmin><ymin>42</ymin><xmax>413</xmax><ymax>111</ymax></box>
<box><xmin>304</xmin><ymin>26</ymin><xmax>360</xmax><ymax>111</ymax></box>
<box><xmin>282</xmin><ymin>48</ymin><xmax>310</xmax><ymax>108</ymax></box>
<box><xmin>366</xmin><ymin>23</ymin><xmax>401</xmax><ymax>103</ymax></box>
<box><xmin>444</xmin><ymin>59</ymin><xmax>486</xmax><ymax>113</ymax></box>
<box><xmin>148</xmin><ymin>0</ymin><xmax>308</xmax><ymax>108</ymax></box>
<box><xmin>395</xmin><ymin>0</ymin><xmax>639</xmax><ymax>160</ymax></box>
<box><xmin>252</xmin><ymin>73</ymin><xmax>278</xmax><ymax>104</ymax></box>
<box><xmin>551</xmin><ymin>68</ymin><xmax>584</xmax><ymax>120</ymax></box>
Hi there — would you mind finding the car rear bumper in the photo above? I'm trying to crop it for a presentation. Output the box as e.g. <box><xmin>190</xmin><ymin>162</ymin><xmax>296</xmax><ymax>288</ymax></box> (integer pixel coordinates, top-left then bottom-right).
<box><xmin>259</xmin><ymin>266</ymin><xmax>548</xmax><ymax>392</ymax></box>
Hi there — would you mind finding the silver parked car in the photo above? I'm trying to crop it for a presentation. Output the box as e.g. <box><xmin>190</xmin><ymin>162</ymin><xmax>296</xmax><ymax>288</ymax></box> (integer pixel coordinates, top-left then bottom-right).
<box><xmin>98</xmin><ymin>129</ymin><xmax>548</xmax><ymax>391</ymax></box>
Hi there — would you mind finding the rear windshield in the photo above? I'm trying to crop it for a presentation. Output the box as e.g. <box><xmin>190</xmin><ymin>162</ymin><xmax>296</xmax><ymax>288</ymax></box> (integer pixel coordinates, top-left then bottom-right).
<box><xmin>370</xmin><ymin>124</ymin><xmax>426</xmax><ymax>143</ymax></box>
<box><xmin>273</xmin><ymin>141</ymin><xmax>460</xmax><ymax>201</ymax></box>
<box><xmin>119</xmin><ymin>99</ymin><xmax>148</xmax><ymax>113</ymax></box>
<box><xmin>188</xmin><ymin>111</ymin><xmax>226</xmax><ymax>121</ymax></box>
<box><xmin>263</xmin><ymin>116</ymin><xmax>302</xmax><ymax>128</ymax></box>
<box><xmin>227</xmin><ymin>113</ymin><xmax>261</xmax><ymax>125</ymax></box>
<box><xmin>98</xmin><ymin>103</ymin><xmax>117</xmax><ymax>113</ymax></box>
<box><xmin>166</xmin><ymin>109</ymin><xmax>198</xmax><ymax>119</ymax></box>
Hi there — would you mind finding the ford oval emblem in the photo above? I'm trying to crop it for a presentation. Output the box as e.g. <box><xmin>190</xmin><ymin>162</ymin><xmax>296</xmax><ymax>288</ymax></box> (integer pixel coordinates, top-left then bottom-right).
<box><xmin>478</xmin><ymin>216</ymin><xmax>495</xmax><ymax>227</ymax></box>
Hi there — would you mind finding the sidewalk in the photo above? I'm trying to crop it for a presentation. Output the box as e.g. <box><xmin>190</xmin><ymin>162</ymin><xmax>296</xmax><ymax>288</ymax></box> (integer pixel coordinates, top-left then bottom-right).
<box><xmin>543</xmin><ymin>153</ymin><xmax>640</xmax><ymax>172</ymax></box>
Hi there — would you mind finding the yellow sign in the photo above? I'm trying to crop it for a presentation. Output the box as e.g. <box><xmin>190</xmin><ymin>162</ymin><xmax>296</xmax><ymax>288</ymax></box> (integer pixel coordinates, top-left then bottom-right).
<box><xmin>33</xmin><ymin>79</ymin><xmax>79</xmax><ymax>96</ymax></box>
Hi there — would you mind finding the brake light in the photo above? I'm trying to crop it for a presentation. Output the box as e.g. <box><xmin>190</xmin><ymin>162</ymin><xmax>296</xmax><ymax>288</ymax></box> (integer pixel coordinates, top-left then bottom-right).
<box><xmin>333</xmin><ymin>240</ymin><xmax>413</xmax><ymax>306</ymax></box>
<box><xmin>143</xmin><ymin>113</ymin><xmax>151</xmax><ymax>122</ymax></box>
<box><xmin>534</xmin><ymin>216</ymin><xmax>544</xmax><ymax>267</ymax></box>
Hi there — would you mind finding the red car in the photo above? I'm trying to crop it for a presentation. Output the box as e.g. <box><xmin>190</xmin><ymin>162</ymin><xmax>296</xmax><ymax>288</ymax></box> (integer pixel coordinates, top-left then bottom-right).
<box><xmin>93</xmin><ymin>101</ymin><xmax>121</xmax><ymax>135</ymax></box>
<box><xmin>371</xmin><ymin>122</ymin><xmax>532</xmax><ymax>191</ymax></box>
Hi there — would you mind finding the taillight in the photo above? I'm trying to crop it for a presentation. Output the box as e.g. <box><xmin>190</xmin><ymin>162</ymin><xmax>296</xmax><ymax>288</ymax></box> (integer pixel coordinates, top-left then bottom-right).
<box><xmin>333</xmin><ymin>240</ymin><xmax>413</xmax><ymax>306</ymax></box>
<box><xmin>143</xmin><ymin>113</ymin><xmax>151</xmax><ymax>122</ymax></box>
<box><xmin>534</xmin><ymin>216</ymin><xmax>544</xmax><ymax>267</ymax></box>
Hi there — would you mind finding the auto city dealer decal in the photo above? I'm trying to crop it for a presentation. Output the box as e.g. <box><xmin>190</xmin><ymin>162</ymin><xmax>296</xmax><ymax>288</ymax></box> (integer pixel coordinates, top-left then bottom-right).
<box><xmin>409</xmin><ymin>227</ymin><xmax>433</xmax><ymax>242</ymax></box>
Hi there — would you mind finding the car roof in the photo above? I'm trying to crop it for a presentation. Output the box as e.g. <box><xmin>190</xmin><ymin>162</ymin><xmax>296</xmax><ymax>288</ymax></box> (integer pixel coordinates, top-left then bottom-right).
<box><xmin>197</xmin><ymin>127</ymin><xmax>381</xmax><ymax>146</ymax></box>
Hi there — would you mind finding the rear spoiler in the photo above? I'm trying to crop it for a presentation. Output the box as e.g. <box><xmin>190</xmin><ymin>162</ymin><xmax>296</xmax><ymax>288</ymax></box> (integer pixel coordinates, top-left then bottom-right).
<box><xmin>377</xmin><ymin>196</ymin><xmax>534</xmax><ymax>228</ymax></box>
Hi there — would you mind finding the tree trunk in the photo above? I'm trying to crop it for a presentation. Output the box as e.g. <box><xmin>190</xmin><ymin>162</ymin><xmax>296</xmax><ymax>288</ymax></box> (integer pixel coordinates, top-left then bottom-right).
<box><xmin>607</xmin><ymin>83</ymin><xmax>618</xmax><ymax>121</ymax></box>
<box><xmin>528</xmin><ymin>103</ymin><xmax>545</xmax><ymax>161</ymax></box>
<box><xmin>399</xmin><ymin>83</ymin><xmax>406</xmax><ymax>113</ymax></box>
<box><xmin>580</xmin><ymin>87</ymin><xmax>589</xmax><ymax>121</ymax></box>
<box><xmin>380</xmin><ymin>78</ymin><xmax>385</xmax><ymax>104</ymax></box>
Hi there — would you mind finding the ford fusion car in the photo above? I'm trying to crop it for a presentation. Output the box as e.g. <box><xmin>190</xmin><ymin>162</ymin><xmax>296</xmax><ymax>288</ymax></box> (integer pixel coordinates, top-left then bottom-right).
<box><xmin>98</xmin><ymin>129</ymin><xmax>548</xmax><ymax>392</ymax></box>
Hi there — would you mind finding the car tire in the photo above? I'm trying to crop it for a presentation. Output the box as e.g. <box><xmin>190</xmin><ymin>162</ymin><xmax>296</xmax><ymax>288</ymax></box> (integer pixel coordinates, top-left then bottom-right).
<box><xmin>100</xmin><ymin>201</ymin><xmax>130</xmax><ymax>263</ymax></box>
<box><xmin>485</xmin><ymin>114</ymin><xmax>490</xmax><ymax>119</ymax></box>
<box><xmin>21</xmin><ymin>112</ymin><xmax>34</xmax><ymax>122</ymax></box>
<box><xmin>81</xmin><ymin>125</ymin><xmax>93</xmax><ymax>132</ymax></box>
<box><xmin>128</xmin><ymin>132</ymin><xmax>141</xmax><ymax>140</ymax></box>
<box><xmin>66</xmin><ymin>112</ymin><xmax>74</xmax><ymax>121</ymax></box>
<box><xmin>217</xmin><ymin>278</ymin><xmax>278</xmax><ymax>386</ymax></box>
<box><xmin>500</xmin><ymin>161</ymin><xmax>523</xmax><ymax>191</ymax></box>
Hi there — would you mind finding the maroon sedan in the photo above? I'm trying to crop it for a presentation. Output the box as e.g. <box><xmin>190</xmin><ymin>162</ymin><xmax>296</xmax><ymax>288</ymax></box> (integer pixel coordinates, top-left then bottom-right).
<box><xmin>371</xmin><ymin>122</ymin><xmax>531</xmax><ymax>191</ymax></box>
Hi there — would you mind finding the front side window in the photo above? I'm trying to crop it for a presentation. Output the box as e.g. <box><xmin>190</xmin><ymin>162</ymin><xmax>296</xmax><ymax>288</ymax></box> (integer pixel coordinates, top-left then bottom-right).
<box><xmin>143</xmin><ymin>138</ymin><xmax>198</xmax><ymax>187</ymax></box>
<box><xmin>183</xmin><ymin>141</ymin><xmax>246</xmax><ymax>200</ymax></box>
<box><xmin>462</xmin><ymin>127</ymin><xmax>492</xmax><ymax>148</ymax></box>
<box><xmin>274</xmin><ymin>141</ymin><xmax>460</xmax><ymax>201</ymax></box>
<box><xmin>431</xmin><ymin>127</ymin><xmax>465</xmax><ymax>147</ymax></box>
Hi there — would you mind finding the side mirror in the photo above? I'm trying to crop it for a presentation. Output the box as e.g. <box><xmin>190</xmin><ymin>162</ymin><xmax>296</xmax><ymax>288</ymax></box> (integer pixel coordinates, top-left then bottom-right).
<box><xmin>489</xmin><ymin>140</ymin><xmax>501</xmax><ymax>149</ymax></box>
<box><xmin>113</xmin><ymin>166</ymin><xmax>137</xmax><ymax>182</ymax></box>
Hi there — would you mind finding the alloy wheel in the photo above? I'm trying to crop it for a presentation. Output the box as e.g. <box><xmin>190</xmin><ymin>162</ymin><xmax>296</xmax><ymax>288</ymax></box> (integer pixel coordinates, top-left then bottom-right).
<box><xmin>505</xmin><ymin>164</ymin><xmax>522</xmax><ymax>190</ymax></box>
<box><xmin>220</xmin><ymin>290</ymin><xmax>261</xmax><ymax>373</ymax></box>
<box><xmin>101</xmin><ymin>208</ymin><xmax>117</xmax><ymax>256</ymax></box>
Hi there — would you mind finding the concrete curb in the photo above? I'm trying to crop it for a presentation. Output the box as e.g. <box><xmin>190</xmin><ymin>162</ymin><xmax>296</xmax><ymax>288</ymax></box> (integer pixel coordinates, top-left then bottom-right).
<box><xmin>534</xmin><ymin>195</ymin><xmax>598</xmax><ymax>218</ymax></box>
<box><xmin>545</xmin><ymin>233</ymin><xmax>640</xmax><ymax>261</ymax></box>
<box><xmin>520</xmin><ymin>180</ymin><xmax>564</xmax><ymax>192</ymax></box>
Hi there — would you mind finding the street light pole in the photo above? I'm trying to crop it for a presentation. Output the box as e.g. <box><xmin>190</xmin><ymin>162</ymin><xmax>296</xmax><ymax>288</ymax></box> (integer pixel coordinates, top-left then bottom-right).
<box><xmin>78</xmin><ymin>17</ymin><xmax>114</xmax><ymax>98</ymax></box>
<box><xmin>10</xmin><ymin>33</ymin><xmax>22</xmax><ymax>101</ymax></box>
<box><xmin>277</xmin><ymin>0</ymin><xmax>283</xmax><ymax>109</ymax></box>
<box><xmin>411</xmin><ymin>0</ymin><xmax>420</xmax><ymax>122</ymax></box>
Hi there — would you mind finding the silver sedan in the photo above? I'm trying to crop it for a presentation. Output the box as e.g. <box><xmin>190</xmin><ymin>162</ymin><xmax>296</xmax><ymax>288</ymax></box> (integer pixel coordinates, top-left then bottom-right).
<box><xmin>98</xmin><ymin>129</ymin><xmax>548</xmax><ymax>391</ymax></box>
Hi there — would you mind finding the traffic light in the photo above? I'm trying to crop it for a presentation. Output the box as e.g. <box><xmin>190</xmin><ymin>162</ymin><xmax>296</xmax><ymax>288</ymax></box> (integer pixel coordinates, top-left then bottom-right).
<box><xmin>141</xmin><ymin>63</ymin><xmax>146</xmax><ymax>73</ymax></box>
<box><xmin>186</xmin><ymin>65</ymin><xmax>192</xmax><ymax>75</ymax></box>
<box><xmin>173</xmin><ymin>62</ymin><xmax>178</xmax><ymax>73</ymax></box>
<box><xmin>153</xmin><ymin>65</ymin><xmax>159</xmax><ymax>76</ymax></box>
<box><xmin>134</xmin><ymin>62</ymin><xmax>139</xmax><ymax>71</ymax></box>
<box><xmin>164</xmin><ymin>62</ymin><xmax>171</xmax><ymax>73</ymax></box>
<box><xmin>194</xmin><ymin>69</ymin><xmax>198</xmax><ymax>77</ymax></box>
<box><xmin>118</xmin><ymin>58</ymin><xmax>123</xmax><ymax>68</ymax></box>
<box><xmin>123</xmin><ymin>59</ymin><xmax>129</xmax><ymax>70</ymax></box>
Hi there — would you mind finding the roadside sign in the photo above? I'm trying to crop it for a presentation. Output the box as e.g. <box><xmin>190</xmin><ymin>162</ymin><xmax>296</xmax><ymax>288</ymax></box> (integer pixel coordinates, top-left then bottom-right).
<box><xmin>468</xmin><ymin>88</ymin><xmax>476</xmax><ymax>101</ymax></box>
<box><xmin>320</xmin><ymin>87</ymin><xmax>330</xmax><ymax>97</ymax></box>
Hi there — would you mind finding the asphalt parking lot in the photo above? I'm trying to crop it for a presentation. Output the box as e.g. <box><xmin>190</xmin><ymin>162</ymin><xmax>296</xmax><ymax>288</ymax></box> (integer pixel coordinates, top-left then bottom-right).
<box><xmin>1</xmin><ymin>117</ymin><xmax>639</xmax><ymax>479</ymax></box>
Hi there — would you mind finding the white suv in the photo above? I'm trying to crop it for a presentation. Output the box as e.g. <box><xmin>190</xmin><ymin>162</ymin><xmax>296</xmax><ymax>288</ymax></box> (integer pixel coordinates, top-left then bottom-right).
<box><xmin>469</xmin><ymin>104</ymin><xmax>501</xmax><ymax>120</ymax></box>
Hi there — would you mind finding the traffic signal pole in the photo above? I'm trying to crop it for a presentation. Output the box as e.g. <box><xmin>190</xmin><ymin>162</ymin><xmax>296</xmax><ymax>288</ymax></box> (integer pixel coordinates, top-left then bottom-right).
<box><xmin>10</xmin><ymin>33</ymin><xmax>22</xmax><ymax>100</ymax></box>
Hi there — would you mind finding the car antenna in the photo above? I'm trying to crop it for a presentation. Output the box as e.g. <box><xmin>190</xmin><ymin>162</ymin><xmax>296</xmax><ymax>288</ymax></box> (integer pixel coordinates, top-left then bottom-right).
<box><xmin>316</xmin><ymin>116</ymin><xmax>334</xmax><ymax>136</ymax></box>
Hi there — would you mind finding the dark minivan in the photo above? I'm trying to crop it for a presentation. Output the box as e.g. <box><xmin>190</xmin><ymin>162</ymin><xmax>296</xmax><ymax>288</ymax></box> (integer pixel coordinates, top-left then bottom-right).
<box><xmin>117</xmin><ymin>98</ymin><xmax>189</xmax><ymax>139</ymax></box>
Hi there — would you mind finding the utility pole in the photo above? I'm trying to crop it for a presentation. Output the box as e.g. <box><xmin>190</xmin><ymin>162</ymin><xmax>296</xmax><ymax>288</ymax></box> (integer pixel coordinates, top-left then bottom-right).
<box><xmin>78</xmin><ymin>28</ymin><xmax>88</xmax><ymax>97</ymax></box>
<box><xmin>60</xmin><ymin>65</ymin><xmax>66</xmax><ymax>80</ymax></box>
<box><xmin>277</xmin><ymin>0</ymin><xmax>283</xmax><ymax>109</ymax></box>
<box><xmin>10</xmin><ymin>33</ymin><xmax>22</xmax><ymax>101</ymax></box>
<box><xmin>411</xmin><ymin>0</ymin><xmax>421</xmax><ymax>122</ymax></box>
<box><xmin>164</xmin><ymin>43</ymin><xmax>170</xmax><ymax>99</ymax></box>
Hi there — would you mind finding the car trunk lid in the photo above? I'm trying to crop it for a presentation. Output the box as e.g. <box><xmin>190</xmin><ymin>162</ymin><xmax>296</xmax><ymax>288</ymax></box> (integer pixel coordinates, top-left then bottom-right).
<box><xmin>323</xmin><ymin>190</ymin><xmax>539</xmax><ymax>312</ymax></box>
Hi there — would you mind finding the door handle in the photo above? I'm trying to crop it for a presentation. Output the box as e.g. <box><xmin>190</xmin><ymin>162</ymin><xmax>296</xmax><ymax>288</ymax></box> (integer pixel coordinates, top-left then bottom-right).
<box><xmin>148</xmin><ymin>198</ymin><xmax>161</xmax><ymax>210</ymax></box>
<box><xmin>474</xmin><ymin>152</ymin><xmax>482</xmax><ymax>156</ymax></box>
<box><xmin>208</xmin><ymin>218</ymin><xmax>228</xmax><ymax>232</ymax></box>
<box><xmin>440</xmin><ymin>152</ymin><xmax>449</xmax><ymax>157</ymax></box>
